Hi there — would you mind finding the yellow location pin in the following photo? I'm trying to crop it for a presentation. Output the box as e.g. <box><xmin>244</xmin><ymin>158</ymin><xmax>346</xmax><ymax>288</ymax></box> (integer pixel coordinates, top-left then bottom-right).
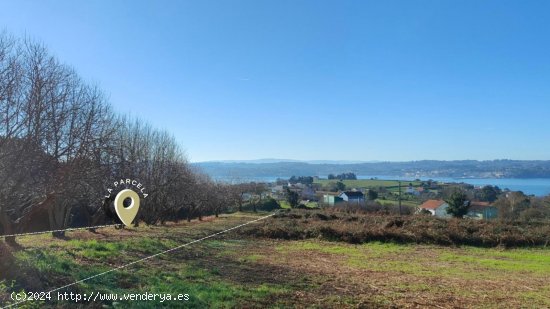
<box><xmin>114</xmin><ymin>189</ymin><xmax>140</xmax><ymax>227</ymax></box>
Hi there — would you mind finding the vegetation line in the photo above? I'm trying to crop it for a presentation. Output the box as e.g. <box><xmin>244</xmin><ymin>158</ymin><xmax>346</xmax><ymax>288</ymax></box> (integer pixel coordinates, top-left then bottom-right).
<box><xmin>0</xmin><ymin>224</ymin><xmax>122</xmax><ymax>239</ymax></box>
<box><xmin>0</xmin><ymin>213</ymin><xmax>275</xmax><ymax>309</ymax></box>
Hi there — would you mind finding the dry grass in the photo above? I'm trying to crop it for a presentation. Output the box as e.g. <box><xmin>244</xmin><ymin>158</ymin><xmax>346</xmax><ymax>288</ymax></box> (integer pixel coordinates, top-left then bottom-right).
<box><xmin>244</xmin><ymin>209</ymin><xmax>550</xmax><ymax>248</ymax></box>
<box><xmin>223</xmin><ymin>239</ymin><xmax>550</xmax><ymax>308</ymax></box>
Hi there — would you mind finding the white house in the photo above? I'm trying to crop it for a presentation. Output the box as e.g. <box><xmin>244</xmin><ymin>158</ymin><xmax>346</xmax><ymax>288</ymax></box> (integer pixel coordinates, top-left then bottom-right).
<box><xmin>419</xmin><ymin>199</ymin><xmax>497</xmax><ymax>219</ymax></box>
<box><xmin>418</xmin><ymin>199</ymin><xmax>451</xmax><ymax>218</ymax></box>
<box><xmin>339</xmin><ymin>191</ymin><xmax>365</xmax><ymax>204</ymax></box>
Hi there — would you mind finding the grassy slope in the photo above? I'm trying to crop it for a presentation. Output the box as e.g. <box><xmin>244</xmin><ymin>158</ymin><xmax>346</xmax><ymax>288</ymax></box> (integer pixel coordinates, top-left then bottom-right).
<box><xmin>1</xmin><ymin>213</ymin><xmax>291</xmax><ymax>308</ymax></box>
<box><xmin>314</xmin><ymin>179</ymin><xmax>423</xmax><ymax>192</ymax></box>
<box><xmin>1</xmin><ymin>213</ymin><xmax>550</xmax><ymax>308</ymax></box>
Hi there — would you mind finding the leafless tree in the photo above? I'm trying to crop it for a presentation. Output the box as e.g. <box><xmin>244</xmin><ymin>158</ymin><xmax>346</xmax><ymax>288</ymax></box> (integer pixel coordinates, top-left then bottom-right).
<box><xmin>0</xmin><ymin>32</ymin><xmax>238</xmax><ymax>245</ymax></box>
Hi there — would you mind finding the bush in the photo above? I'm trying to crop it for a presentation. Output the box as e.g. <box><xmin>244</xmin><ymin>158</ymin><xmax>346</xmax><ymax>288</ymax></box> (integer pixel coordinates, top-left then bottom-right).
<box><xmin>242</xmin><ymin>198</ymin><xmax>281</xmax><ymax>212</ymax></box>
<box><xmin>243</xmin><ymin>209</ymin><xmax>550</xmax><ymax>248</ymax></box>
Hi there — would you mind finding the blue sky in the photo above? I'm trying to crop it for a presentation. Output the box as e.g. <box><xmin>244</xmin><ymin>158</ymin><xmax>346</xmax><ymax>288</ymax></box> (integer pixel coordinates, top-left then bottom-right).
<box><xmin>1</xmin><ymin>0</ymin><xmax>549</xmax><ymax>162</ymax></box>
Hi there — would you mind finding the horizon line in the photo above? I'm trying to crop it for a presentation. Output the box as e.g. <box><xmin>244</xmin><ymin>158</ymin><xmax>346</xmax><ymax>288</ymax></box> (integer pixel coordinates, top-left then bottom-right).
<box><xmin>190</xmin><ymin>158</ymin><xmax>550</xmax><ymax>164</ymax></box>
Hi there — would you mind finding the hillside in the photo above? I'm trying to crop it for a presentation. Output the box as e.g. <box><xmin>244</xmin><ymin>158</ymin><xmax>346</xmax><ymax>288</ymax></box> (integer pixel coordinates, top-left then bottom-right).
<box><xmin>193</xmin><ymin>160</ymin><xmax>550</xmax><ymax>179</ymax></box>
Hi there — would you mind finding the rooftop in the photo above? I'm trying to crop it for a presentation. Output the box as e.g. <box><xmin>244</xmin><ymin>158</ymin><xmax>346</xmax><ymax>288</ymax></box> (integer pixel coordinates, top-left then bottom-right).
<box><xmin>420</xmin><ymin>199</ymin><xmax>446</xmax><ymax>210</ymax></box>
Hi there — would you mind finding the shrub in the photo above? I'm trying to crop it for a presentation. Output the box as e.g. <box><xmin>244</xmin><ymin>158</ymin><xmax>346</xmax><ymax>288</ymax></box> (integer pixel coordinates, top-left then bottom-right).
<box><xmin>242</xmin><ymin>198</ymin><xmax>281</xmax><ymax>212</ymax></box>
<box><xmin>243</xmin><ymin>209</ymin><xmax>550</xmax><ymax>248</ymax></box>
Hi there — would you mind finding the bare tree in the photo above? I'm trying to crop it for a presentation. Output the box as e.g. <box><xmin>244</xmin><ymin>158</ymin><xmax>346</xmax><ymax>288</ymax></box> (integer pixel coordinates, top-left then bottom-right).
<box><xmin>0</xmin><ymin>32</ymin><xmax>219</xmax><ymax>244</ymax></box>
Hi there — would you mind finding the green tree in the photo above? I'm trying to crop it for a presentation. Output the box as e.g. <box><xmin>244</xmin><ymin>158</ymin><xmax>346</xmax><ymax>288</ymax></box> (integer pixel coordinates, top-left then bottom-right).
<box><xmin>367</xmin><ymin>190</ymin><xmax>378</xmax><ymax>200</ymax></box>
<box><xmin>480</xmin><ymin>185</ymin><xmax>501</xmax><ymax>202</ymax></box>
<box><xmin>445</xmin><ymin>190</ymin><xmax>469</xmax><ymax>218</ymax></box>
<box><xmin>285</xmin><ymin>188</ymin><xmax>300</xmax><ymax>208</ymax></box>
<box><xmin>325</xmin><ymin>181</ymin><xmax>346</xmax><ymax>192</ymax></box>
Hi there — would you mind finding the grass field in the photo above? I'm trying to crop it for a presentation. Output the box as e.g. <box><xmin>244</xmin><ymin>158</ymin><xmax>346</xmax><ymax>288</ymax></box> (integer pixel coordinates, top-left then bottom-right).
<box><xmin>314</xmin><ymin>179</ymin><xmax>424</xmax><ymax>193</ymax></box>
<box><xmin>376</xmin><ymin>199</ymin><xmax>419</xmax><ymax>208</ymax></box>
<box><xmin>279</xmin><ymin>200</ymin><xmax>319</xmax><ymax>209</ymax></box>
<box><xmin>1</xmin><ymin>212</ymin><xmax>550</xmax><ymax>308</ymax></box>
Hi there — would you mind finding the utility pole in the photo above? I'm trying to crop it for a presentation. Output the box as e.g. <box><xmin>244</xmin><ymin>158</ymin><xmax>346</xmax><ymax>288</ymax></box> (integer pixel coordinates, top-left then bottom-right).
<box><xmin>398</xmin><ymin>180</ymin><xmax>402</xmax><ymax>215</ymax></box>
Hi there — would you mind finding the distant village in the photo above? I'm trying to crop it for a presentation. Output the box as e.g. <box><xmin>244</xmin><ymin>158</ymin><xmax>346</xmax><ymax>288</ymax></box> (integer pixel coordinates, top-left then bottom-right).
<box><xmin>261</xmin><ymin>173</ymin><xmax>541</xmax><ymax>220</ymax></box>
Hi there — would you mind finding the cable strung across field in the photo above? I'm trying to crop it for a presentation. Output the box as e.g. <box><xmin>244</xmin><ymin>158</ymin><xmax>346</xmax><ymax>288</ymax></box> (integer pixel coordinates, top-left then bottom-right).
<box><xmin>0</xmin><ymin>213</ymin><xmax>275</xmax><ymax>309</ymax></box>
<box><xmin>0</xmin><ymin>224</ymin><xmax>123</xmax><ymax>239</ymax></box>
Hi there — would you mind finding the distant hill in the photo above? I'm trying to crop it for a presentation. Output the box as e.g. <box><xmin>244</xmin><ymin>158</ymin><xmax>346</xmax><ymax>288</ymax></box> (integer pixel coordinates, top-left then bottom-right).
<box><xmin>192</xmin><ymin>160</ymin><xmax>550</xmax><ymax>179</ymax></box>
<box><xmin>199</xmin><ymin>159</ymin><xmax>379</xmax><ymax>164</ymax></box>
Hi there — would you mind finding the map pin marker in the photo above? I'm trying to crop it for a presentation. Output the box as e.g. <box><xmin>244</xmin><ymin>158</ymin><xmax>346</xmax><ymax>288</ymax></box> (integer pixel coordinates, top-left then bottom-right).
<box><xmin>114</xmin><ymin>189</ymin><xmax>140</xmax><ymax>227</ymax></box>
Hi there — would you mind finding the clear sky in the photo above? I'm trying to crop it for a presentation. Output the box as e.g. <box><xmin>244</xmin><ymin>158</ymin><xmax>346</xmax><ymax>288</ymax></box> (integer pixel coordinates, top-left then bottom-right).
<box><xmin>1</xmin><ymin>0</ymin><xmax>549</xmax><ymax>162</ymax></box>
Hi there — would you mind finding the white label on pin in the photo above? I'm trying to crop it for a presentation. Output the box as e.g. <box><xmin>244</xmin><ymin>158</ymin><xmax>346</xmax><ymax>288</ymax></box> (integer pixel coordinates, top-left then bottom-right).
<box><xmin>114</xmin><ymin>189</ymin><xmax>140</xmax><ymax>227</ymax></box>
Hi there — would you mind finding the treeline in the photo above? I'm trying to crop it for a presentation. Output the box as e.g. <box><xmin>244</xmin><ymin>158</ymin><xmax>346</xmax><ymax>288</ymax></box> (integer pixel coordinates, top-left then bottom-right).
<box><xmin>0</xmin><ymin>33</ymin><xmax>252</xmax><ymax>243</ymax></box>
<box><xmin>440</xmin><ymin>184</ymin><xmax>550</xmax><ymax>221</ymax></box>
<box><xmin>287</xmin><ymin>176</ymin><xmax>314</xmax><ymax>184</ymax></box>
<box><xmin>492</xmin><ymin>191</ymin><xmax>550</xmax><ymax>221</ymax></box>
<box><xmin>328</xmin><ymin>172</ymin><xmax>357</xmax><ymax>180</ymax></box>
